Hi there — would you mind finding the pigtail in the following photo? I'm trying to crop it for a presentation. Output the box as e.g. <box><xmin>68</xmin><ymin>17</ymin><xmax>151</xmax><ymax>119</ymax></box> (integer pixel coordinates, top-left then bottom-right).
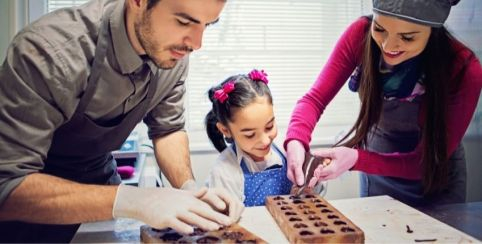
<box><xmin>204</xmin><ymin>110</ymin><xmax>227</xmax><ymax>152</ymax></box>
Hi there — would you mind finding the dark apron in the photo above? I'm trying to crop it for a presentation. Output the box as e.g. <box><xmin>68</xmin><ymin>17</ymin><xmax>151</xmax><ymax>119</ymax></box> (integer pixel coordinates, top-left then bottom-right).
<box><xmin>235</xmin><ymin>144</ymin><xmax>292</xmax><ymax>207</ymax></box>
<box><xmin>360</xmin><ymin>96</ymin><xmax>467</xmax><ymax>207</ymax></box>
<box><xmin>0</xmin><ymin>6</ymin><xmax>159</xmax><ymax>242</ymax></box>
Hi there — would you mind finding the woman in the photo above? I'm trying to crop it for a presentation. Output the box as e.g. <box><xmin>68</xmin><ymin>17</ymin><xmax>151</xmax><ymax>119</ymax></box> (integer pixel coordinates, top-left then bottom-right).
<box><xmin>285</xmin><ymin>0</ymin><xmax>482</xmax><ymax>206</ymax></box>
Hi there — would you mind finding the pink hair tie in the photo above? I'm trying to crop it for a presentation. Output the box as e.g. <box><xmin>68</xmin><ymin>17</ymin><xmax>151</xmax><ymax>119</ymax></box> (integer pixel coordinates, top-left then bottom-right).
<box><xmin>213</xmin><ymin>81</ymin><xmax>235</xmax><ymax>103</ymax></box>
<box><xmin>248</xmin><ymin>69</ymin><xmax>268</xmax><ymax>84</ymax></box>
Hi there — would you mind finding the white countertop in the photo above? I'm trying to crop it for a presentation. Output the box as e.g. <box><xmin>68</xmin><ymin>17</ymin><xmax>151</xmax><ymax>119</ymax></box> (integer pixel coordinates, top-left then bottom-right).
<box><xmin>239</xmin><ymin>195</ymin><xmax>479</xmax><ymax>243</ymax></box>
<box><xmin>72</xmin><ymin>195</ymin><xmax>480</xmax><ymax>243</ymax></box>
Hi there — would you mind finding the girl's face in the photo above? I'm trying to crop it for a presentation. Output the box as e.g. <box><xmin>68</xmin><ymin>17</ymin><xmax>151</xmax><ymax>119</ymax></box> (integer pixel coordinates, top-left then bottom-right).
<box><xmin>217</xmin><ymin>96</ymin><xmax>277</xmax><ymax>162</ymax></box>
<box><xmin>371</xmin><ymin>13</ymin><xmax>431</xmax><ymax>66</ymax></box>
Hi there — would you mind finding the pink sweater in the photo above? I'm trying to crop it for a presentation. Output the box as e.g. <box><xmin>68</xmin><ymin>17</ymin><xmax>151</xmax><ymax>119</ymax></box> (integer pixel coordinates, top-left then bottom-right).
<box><xmin>284</xmin><ymin>17</ymin><xmax>482</xmax><ymax>180</ymax></box>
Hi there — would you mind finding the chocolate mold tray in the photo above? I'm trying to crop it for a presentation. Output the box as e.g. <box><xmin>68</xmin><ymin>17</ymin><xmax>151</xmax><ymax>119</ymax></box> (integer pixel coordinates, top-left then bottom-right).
<box><xmin>266</xmin><ymin>194</ymin><xmax>364</xmax><ymax>243</ymax></box>
<box><xmin>140</xmin><ymin>224</ymin><xmax>266</xmax><ymax>243</ymax></box>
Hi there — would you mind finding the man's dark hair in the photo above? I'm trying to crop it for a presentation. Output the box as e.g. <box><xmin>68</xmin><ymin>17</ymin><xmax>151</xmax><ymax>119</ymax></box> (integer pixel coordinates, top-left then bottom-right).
<box><xmin>147</xmin><ymin>0</ymin><xmax>160</xmax><ymax>10</ymax></box>
<box><xmin>147</xmin><ymin>0</ymin><xmax>226</xmax><ymax>10</ymax></box>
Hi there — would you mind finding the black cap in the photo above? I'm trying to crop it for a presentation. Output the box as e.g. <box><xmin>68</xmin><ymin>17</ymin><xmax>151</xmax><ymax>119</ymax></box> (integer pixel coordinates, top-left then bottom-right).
<box><xmin>372</xmin><ymin>0</ymin><xmax>460</xmax><ymax>27</ymax></box>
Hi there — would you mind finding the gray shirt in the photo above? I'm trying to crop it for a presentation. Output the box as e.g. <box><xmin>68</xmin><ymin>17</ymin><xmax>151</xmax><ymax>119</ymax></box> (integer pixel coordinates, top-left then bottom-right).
<box><xmin>0</xmin><ymin>0</ymin><xmax>188</xmax><ymax>204</ymax></box>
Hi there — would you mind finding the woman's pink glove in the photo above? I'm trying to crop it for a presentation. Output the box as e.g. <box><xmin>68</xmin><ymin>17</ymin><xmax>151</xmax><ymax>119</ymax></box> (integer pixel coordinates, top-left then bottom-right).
<box><xmin>286</xmin><ymin>140</ymin><xmax>307</xmax><ymax>186</ymax></box>
<box><xmin>307</xmin><ymin>147</ymin><xmax>358</xmax><ymax>187</ymax></box>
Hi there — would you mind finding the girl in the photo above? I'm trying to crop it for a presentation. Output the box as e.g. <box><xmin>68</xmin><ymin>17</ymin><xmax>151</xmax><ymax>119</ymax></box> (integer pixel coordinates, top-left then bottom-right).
<box><xmin>285</xmin><ymin>0</ymin><xmax>482</xmax><ymax>206</ymax></box>
<box><xmin>204</xmin><ymin>69</ymin><xmax>292</xmax><ymax>207</ymax></box>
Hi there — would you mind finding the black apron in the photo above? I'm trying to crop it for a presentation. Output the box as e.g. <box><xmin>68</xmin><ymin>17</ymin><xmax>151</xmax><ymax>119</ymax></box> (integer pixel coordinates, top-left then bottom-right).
<box><xmin>360</xmin><ymin>95</ymin><xmax>467</xmax><ymax>207</ymax></box>
<box><xmin>0</xmin><ymin>6</ymin><xmax>159</xmax><ymax>242</ymax></box>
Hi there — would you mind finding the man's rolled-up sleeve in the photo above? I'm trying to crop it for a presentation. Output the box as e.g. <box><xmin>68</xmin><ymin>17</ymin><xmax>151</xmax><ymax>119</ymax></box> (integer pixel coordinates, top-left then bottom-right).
<box><xmin>0</xmin><ymin>31</ymin><xmax>71</xmax><ymax>204</ymax></box>
<box><xmin>144</xmin><ymin>59</ymin><xmax>189</xmax><ymax>139</ymax></box>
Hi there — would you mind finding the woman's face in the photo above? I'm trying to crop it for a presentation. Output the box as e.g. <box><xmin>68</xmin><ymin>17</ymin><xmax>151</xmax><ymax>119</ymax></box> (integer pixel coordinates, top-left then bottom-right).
<box><xmin>371</xmin><ymin>13</ymin><xmax>432</xmax><ymax>66</ymax></box>
<box><xmin>217</xmin><ymin>96</ymin><xmax>277</xmax><ymax>162</ymax></box>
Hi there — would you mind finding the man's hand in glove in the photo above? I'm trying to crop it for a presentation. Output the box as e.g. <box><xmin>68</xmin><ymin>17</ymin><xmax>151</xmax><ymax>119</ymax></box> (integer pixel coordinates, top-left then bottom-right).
<box><xmin>112</xmin><ymin>185</ymin><xmax>232</xmax><ymax>234</ymax></box>
<box><xmin>181</xmin><ymin>180</ymin><xmax>244</xmax><ymax>224</ymax></box>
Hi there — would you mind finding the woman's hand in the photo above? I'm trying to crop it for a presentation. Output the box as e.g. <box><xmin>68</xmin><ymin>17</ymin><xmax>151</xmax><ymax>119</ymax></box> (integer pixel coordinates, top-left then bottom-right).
<box><xmin>308</xmin><ymin>147</ymin><xmax>358</xmax><ymax>187</ymax></box>
<box><xmin>286</xmin><ymin>140</ymin><xmax>307</xmax><ymax>186</ymax></box>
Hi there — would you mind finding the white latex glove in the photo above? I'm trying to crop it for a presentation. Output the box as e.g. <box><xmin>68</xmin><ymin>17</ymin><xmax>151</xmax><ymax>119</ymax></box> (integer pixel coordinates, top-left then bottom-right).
<box><xmin>286</xmin><ymin>140</ymin><xmax>306</xmax><ymax>186</ymax></box>
<box><xmin>181</xmin><ymin>180</ymin><xmax>244</xmax><ymax>224</ymax></box>
<box><xmin>112</xmin><ymin>185</ymin><xmax>232</xmax><ymax>234</ymax></box>
<box><xmin>307</xmin><ymin>147</ymin><xmax>358</xmax><ymax>187</ymax></box>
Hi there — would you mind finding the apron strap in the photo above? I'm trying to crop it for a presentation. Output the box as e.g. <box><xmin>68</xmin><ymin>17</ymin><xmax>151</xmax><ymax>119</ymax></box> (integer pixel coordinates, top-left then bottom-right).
<box><xmin>76</xmin><ymin>11</ymin><xmax>111</xmax><ymax>113</ymax></box>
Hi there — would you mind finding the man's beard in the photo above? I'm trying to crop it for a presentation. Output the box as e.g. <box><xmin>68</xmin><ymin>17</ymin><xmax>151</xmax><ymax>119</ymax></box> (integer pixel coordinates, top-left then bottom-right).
<box><xmin>134</xmin><ymin>12</ymin><xmax>193</xmax><ymax>69</ymax></box>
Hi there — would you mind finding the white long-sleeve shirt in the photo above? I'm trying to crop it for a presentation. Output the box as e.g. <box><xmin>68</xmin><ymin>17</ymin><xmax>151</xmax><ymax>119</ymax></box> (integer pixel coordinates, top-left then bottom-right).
<box><xmin>205</xmin><ymin>143</ymin><xmax>284</xmax><ymax>202</ymax></box>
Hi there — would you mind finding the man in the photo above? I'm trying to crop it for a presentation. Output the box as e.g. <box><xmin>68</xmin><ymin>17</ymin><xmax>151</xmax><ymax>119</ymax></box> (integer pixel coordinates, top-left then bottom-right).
<box><xmin>0</xmin><ymin>0</ymin><xmax>243</xmax><ymax>242</ymax></box>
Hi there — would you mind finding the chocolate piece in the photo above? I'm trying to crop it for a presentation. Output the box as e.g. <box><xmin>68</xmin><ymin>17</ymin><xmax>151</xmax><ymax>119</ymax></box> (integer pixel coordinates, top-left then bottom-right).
<box><xmin>300</xmin><ymin>230</ymin><xmax>314</xmax><ymax>236</ymax></box>
<box><xmin>162</xmin><ymin>232</ymin><xmax>183</xmax><ymax>242</ymax></box>
<box><xmin>341</xmin><ymin>227</ymin><xmax>355</xmax><ymax>233</ymax></box>
<box><xmin>314</xmin><ymin>221</ymin><xmax>328</xmax><ymax>227</ymax></box>
<box><xmin>406</xmin><ymin>225</ymin><xmax>414</xmax><ymax>233</ymax></box>
<box><xmin>293</xmin><ymin>223</ymin><xmax>308</xmax><ymax>229</ymax></box>
<box><xmin>320</xmin><ymin>228</ymin><xmax>335</xmax><ymax>234</ymax></box>
<box><xmin>222</xmin><ymin>231</ymin><xmax>244</xmax><ymax>240</ymax></box>
<box><xmin>196</xmin><ymin>236</ymin><xmax>220</xmax><ymax>243</ymax></box>
<box><xmin>140</xmin><ymin>224</ymin><xmax>266</xmax><ymax>243</ymax></box>
<box><xmin>189</xmin><ymin>228</ymin><xmax>207</xmax><ymax>236</ymax></box>
<box><xmin>414</xmin><ymin>239</ymin><xmax>437</xmax><ymax>242</ymax></box>
<box><xmin>334</xmin><ymin>220</ymin><xmax>347</xmax><ymax>225</ymax></box>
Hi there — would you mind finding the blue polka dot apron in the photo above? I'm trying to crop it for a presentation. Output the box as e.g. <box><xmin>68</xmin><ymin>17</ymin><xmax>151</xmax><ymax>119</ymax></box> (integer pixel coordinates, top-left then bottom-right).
<box><xmin>232</xmin><ymin>144</ymin><xmax>292</xmax><ymax>206</ymax></box>
<box><xmin>360</xmin><ymin>95</ymin><xmax>467</xmax><ymax>207</ymax></box>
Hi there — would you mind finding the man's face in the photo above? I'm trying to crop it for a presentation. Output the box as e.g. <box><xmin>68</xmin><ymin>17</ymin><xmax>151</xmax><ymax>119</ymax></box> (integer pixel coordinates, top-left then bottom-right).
<box><xmin>134</xmin><ymin>0</ymin><xmax>225</xmax><ymax>69</ymax></box>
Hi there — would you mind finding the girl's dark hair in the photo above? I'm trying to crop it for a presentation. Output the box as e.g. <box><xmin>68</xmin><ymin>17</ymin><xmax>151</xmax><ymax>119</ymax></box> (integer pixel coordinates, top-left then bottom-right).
<box><xmin>205</xmin><ymin>73</ymin><xmax>273</xmax><ymax>152</ymax></box>
<box><xmin>336</xmin><ymin>16</ymin><xmax>474</xmax><ymax>195</ymax></box>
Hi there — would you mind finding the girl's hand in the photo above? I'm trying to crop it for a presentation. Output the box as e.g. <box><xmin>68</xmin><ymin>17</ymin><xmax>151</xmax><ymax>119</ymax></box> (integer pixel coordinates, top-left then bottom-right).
<box><xmin>308</xmin><ymin>147</ymin><xmax>358</xmax><ymax>187</ymax></box>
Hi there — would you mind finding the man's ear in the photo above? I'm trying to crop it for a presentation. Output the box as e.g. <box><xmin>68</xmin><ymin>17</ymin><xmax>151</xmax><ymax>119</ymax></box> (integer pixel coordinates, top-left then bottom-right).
<box><xmin>126</xmin><ymin>0</ymin><xmax>146</xmax><ymax>13</ymax></box>
<box><xmin>216</xmin><ymin>122</ymin><xmax>232</xmax><ymax>138</ymax></box>
<box><xmin>133</xmin><ymin>0</ymin><xmax>143</xmax><ymax>7</ymax></box>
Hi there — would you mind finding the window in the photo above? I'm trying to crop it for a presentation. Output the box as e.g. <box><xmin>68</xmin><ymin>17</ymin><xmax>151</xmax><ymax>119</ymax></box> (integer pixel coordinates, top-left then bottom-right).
<box><xmin>186</xmin><ymin>0</ymin><xmax>372</xmax><ymax>150</ymax></box>
<box><xmin>47</xmin><ymin>0</ymin><xmax>88</xmax><ymax>12</ymax></box>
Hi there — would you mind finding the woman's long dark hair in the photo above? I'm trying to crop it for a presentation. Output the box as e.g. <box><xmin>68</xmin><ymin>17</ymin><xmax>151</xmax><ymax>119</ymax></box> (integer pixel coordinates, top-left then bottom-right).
<box><xmin>336</xmin><ymin>16</ymin><xmax>473</xmax><ymax>195</ymax></box>
<box><xmin>205</xmin><ymin>74</ymin><xmax>273</xmax><ymax>152</ymax></box>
